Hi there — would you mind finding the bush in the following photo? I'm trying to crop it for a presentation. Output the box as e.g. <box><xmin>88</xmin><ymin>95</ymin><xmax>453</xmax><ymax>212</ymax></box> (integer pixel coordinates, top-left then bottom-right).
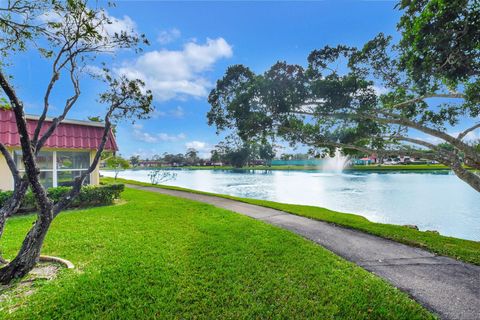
<box><xmin>0</xmin><ymin>184</ymin><xmax>125</xmax><ymax>214</ymax></box>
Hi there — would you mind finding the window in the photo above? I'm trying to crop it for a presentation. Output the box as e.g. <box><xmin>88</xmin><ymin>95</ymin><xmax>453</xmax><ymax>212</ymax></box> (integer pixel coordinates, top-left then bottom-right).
<box><xmin>57</xmin><ymin>152</ymin><xmax>89</xmax><ymax>169</ymax></box>
<box><xmin>14</xmin><ymin>150</ymin><xmax>91</xmax><ymax>188</ymax></box>
<box><xmin>56</xmin><ymin>152</ymin><xmax>90</xmax><ymax>187</ymax></box>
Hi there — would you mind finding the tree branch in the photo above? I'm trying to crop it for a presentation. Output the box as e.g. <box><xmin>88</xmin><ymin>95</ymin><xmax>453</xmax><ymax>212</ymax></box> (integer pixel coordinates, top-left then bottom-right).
<box><xmin>36</xmin><ymin>59</ymin><xmax>81</xmax><ymax>152</ymax></box>
<box><xmin>458</xmin><ymin>123</ymin><xmax>480</xmax><ymax>141</ymax></box>
<box><xmin>32</xmin><ymin>43</ymin><xmax>69</xmax><ymax>144</ymax></box>
<box><xmin>53</xmin><ymin>111</ymin><xmax>113</xmax><ymax>216</ymax></box>
<box><xmin>391</xmin><ymin>93</ymin><xmax>466</xmax><ymax>109</ymax></box>
<box><xmin>0</xmin><ymin>70</ymin><xmax>52</xmax><ymax>214</ymax></box>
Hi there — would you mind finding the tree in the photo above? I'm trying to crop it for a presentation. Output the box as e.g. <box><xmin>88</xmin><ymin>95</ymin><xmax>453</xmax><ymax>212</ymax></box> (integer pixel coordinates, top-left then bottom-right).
<box><xmin>208</xmin><ymin>2</ymin><xmax>480</xmax><ymax>192</ymax></box>
<box><xmin>0</xmin><ymin>0</ymin><xmax>153</xmax><ymax>283</ymax></box>
<box><xmin>185</xmin><ymin>148</ymin><xmax>199</xmax><ymax>166</ymax></box>
<box><xmin>107</xmin><ymin>156</ymin><xmax>131</xmax><ymax>179</ymax></box>
<box><xmin>148</xmin><ymin>170</ymin><xmax>177</xmax><ymax>185</ymax></box>
<box><xmin>129</xmin><ymin>155</ymin><xmax>140</xmax><ymax>167</ymax></box>
<box><xmin>211</xmin><ymin>136</ymin><xmax>256</xmax><ymax>168</ymax></box>
<box><xmin>397</xmin><ymin>0</ymin><xmax>480</xmax><ymax>95</ymax></box>
<box><xmin>210</xmin><ymin>150</ymin><xmax>222</xmax><ymax>163</ymax></box>
<box><xmin>162</xmin><ymin>153</ymin><xmax>185</xmax><ymax>166</ymax></box>
<box><xmin>258</xmin><ymin>143</ymin><xmax>276</xmax><ymax>166</ymax></box>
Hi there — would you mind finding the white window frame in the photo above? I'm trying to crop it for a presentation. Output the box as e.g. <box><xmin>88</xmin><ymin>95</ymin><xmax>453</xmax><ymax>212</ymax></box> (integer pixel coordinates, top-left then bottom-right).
<box><xmin>14</xmin><ymin>150</ymin><xmax>92</xmax><ymax>188</ymax></box>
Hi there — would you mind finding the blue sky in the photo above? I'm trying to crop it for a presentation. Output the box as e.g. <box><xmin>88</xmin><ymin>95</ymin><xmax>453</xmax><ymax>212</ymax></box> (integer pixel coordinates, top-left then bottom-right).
<box><xmin>10</xmin><ymin>0</ymin><xmax>407</xmax><ymax>158</ymax></box>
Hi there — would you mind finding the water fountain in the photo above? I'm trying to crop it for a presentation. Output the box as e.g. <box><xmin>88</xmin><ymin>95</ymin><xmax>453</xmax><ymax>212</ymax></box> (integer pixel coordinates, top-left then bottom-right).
<box><xmin>321</xmin><ymin>148</ymin><xmax>350</xmax><ymax>173</ymax></box>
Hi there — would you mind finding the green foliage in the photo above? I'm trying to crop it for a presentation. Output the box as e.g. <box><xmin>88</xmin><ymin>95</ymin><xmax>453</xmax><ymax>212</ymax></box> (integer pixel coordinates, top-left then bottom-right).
<box><xmin>129</xmin><ymin>155</ymin><xmax>140</xmax><ymax>167</ymax></box>
<box><xmin>0</xmin><ymin>184</ymin><xmax>125</xmax><ymax>213</ymax></box>
<box><xmin>210</xmin><ymin>136</ymin><xmax>276</xmax><ymax>167</ymax></box>
<box><xmin>258</xmin><ymin>143</ymin><xmax>276</xmax><ymax>166</ymax></box>
<box><xmin>0</xmin><ymin>188</ymin><xmax>434</xmax><ymax>318</ymax></box>
<box><xmin>0</xmin><ymin>97</ymin><xmax>11</xmax><ymax>110</ymax></box>
<box><xmin>397</xmin><ymin>0</ymin><xmax>480</xmax><ymax>92</ymax></box>
<box><xmin>185</xmin><ymin>148</ymin><xmax>200</xmax><ymax>165</ymax></box>
<box><xmin>106</xmin><ymin>156</ymin><xmax>130</xmax><ymax>179</ymax></box>
<box><xmin>87</xmin><ymin>116</ymin><xmax>102</xmax><ymax>122</ymax></box>
<box><xmin>106</xmin><ymin>156</ymin><xmax>130</xmax><ymax>169</ymax></box>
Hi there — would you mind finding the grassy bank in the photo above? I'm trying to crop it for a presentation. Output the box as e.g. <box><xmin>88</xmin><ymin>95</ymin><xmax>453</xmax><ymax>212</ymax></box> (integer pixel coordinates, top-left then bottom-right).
<box><xmin>110</xmin><ymin>164</ymin><xmax>453</xmax><ymax>171</ymax></box>
<box><xmin>107</xmin><ymin>178</ymin><xmax>480</xmax><ymax>266</ymax></box>
<box><xmin>349</xmin><ymin>164</ymin><xmax>451</xmax><ymax>171</ymax></box>
<box><xmin>0</xmin><ymin>188</ymin><xmax>434</xmax><ymax>319</ymax></box>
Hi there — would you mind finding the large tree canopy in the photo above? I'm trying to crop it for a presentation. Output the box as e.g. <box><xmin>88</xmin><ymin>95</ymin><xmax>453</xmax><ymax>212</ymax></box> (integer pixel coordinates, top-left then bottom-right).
<box><xmin>208</xmin><ymin>1</ymin><xmax>480</xmax><ymax>192</ymax></box>
<box><xmin>397</xmin><ymin>0</ymin><xmax>480</xmax><ymax>97</ymax></box>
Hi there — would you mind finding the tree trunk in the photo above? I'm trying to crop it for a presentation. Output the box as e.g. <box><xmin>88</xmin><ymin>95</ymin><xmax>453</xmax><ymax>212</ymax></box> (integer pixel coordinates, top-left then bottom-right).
<box><xmin>0</xmin><ymin>211</ymin><xmax>52</xmax><ymax>284</ymax></box>
<box><xmin>450</xmin><ymin>162</ymin><xmax>480</xmax><ymax>193</ymax></box>
<box><xmin>0</xmin><ymin>179</ymin><xmax>29</xmax><ymax>263</ymax></box>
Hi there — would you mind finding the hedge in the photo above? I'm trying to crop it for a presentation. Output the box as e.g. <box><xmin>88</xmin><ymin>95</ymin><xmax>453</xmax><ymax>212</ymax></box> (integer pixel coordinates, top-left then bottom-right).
<box><xmin>0</xmin><ymin>184</ymin><xmax>125</xmax><ymax>214</ymax></box>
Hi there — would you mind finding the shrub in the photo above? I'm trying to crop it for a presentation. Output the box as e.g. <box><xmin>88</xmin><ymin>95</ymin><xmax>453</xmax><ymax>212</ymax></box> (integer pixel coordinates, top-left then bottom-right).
<box><xmin>0</xmin><ymin>191</ymin><xmax>13</xmax><ymax>207</ymax></box>
<box><xmin>0</xmin><ymin>184</ymin><xmax>125</xmax><ymax>214</ymax></box>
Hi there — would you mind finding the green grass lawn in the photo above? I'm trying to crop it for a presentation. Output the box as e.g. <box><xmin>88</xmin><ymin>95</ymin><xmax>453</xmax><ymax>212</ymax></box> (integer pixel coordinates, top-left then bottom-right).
<box><xmin>0</xmin><ymin>187</ymin><xmax>434</xmax><ymax>319</ymax></box>
<box><xmin>109</xmin><ymin>178</ymin><xmax>480</xmax><ymax>266</ymax></box>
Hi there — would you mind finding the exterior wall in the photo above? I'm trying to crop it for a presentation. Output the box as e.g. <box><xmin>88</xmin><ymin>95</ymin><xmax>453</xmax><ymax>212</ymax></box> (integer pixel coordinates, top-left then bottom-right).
<box><xmin>0</xmin><ymin>148</ymin><xmax>100</xmax><ymax>191</ymax></box>
<box><xmin>90</xmin><ymin>150</ymin><xmax>100</xmax><ymax>186</ymax></box>
<box><xmin>0</xmin><ymin>149</ymin><xmax>14</xmax><ymax>191</ymax></box>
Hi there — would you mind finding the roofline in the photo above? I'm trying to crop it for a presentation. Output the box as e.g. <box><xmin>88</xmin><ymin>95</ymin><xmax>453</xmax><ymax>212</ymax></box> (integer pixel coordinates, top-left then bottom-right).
<box><xmin>25</xmin><ymin>114</ymin><xmax>106</xmax><ymax>128</ymax></box>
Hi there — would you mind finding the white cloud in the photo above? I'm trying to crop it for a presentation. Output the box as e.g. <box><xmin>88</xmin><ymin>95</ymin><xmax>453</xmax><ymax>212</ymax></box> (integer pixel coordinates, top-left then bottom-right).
<box><xmin>185</xmin><ymin>141</ymin><xmax>207</xmax><ymax>150</ymax></box>
<box><xmin>133</xmin><ymin>124</ymin><xmax>186</xmax><ymax>143</ymax></box>
<box><xmin>152</xmin><ymin>106</ymin><xmax>185</xmax><ymax>119</ymax></box>
<box><xmin>170</xmin><ymin>106</ymin><xmax>185</xmax><ymax>118</ymax></box>
<box><xmin>130</xmin><ymin>148</ymin><xmax>162</xmax><ymax>159</ymax></box>
<box><xmin>185</xmin><ymin>140</ymin><xmax>212</xmax><ymax>158</ymax></box>
<box><xmin>116</xmin><ymin>37</ymin><xmax>233</xmax><ymax>101</ymax></box>
<box><xmin>157</xmin><ymin>28</ymin><xmax>181</xmax><ymax>45</ymax></box>
<box><xmin>102</xmin><ymin>12</ymin><xmax>137</xmax><ymax>37</ymax></box>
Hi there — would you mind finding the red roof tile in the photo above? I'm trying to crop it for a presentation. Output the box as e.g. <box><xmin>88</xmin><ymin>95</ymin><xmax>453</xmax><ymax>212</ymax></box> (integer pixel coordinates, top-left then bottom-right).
<box><xmin>0</xmin><ymin>110</ymin><xmax>118</xmax><ymax>151</ymax></box>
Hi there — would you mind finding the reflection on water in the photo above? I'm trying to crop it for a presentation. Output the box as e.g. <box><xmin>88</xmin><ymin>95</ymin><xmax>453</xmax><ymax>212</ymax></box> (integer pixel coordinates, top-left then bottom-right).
<box><xmin>102</xmin><ymin>169</ymin><xmax>480</xmax><ymax>241</ymax></box>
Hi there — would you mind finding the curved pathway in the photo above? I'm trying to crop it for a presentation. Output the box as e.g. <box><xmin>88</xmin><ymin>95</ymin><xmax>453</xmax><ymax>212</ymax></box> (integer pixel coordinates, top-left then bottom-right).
<box><xmin>128</xmin><ymin>184</ymin><xmax>480</xmax><ymax>320</ymax></box>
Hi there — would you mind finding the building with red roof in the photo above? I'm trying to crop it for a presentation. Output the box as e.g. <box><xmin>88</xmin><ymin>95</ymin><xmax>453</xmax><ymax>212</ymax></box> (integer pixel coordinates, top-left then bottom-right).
<box><xmin>0</xmin><ymin>109</ymin><xmax>118</xmax><ymax>190</ymax></box>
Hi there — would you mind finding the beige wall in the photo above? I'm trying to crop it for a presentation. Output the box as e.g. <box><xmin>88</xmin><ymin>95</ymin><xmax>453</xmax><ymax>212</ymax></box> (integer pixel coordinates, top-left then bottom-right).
<box><xmin>0</xmin><ymin>148</ymin><xmax>100</xmax><ymax>191</ymax></box>
<box><xmin>0</xmin><ymin>149</ymin><xmax>14</xmax><ymax>191</ymax></box>
<box><xmin>90</xmin><ymin>150</ymin><xmax>100</xmax><ymax>185</ymax></box>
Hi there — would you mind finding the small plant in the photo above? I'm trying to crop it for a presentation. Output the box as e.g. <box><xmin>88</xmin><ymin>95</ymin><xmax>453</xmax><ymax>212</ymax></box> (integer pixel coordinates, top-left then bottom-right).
<box><xmin>148</xmin><ymin>170</ymin><xmax>177</xmax><ymax>185</ymax></box>
<box><xmin>106</xmin><ymin>156</ymin><xmax>131</xmax><ymax>180</ymax></box>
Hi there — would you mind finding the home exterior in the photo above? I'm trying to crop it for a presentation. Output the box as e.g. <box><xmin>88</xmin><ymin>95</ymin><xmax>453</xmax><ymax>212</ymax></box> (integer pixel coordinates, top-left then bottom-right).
<box><xmin>0</xmin><ymin>109</ymin><xmax>118</xmax><ymax>191</ymax></box>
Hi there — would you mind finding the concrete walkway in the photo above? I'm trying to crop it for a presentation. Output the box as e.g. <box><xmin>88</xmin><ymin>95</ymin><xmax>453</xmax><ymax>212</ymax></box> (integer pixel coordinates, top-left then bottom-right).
<box><xmin>128</xmin><ymin>184</ymin><xmax>480</xmax><ymax>320</ymax></box>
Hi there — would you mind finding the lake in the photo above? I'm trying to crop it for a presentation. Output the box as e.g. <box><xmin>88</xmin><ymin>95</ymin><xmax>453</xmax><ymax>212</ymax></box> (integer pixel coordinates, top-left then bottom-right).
<box><xmin>101</xmin><ymin>169</ymin><xmax>480</xmax><ymax>241</ymax></box>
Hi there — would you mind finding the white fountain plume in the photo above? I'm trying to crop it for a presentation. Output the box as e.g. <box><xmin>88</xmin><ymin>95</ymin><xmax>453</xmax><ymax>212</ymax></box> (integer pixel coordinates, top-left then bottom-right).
<box><xmin>321</xmin><ymin>148</ymin><xmax>350</xmax><ymax>173</ymax></box>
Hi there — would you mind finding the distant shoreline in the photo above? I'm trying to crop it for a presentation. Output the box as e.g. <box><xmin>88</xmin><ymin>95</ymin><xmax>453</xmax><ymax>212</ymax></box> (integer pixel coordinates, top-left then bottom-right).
<box><xmin>103</xmin><ymin>164</ymin><xmax>456</xmax><ymax>172</ymax></box>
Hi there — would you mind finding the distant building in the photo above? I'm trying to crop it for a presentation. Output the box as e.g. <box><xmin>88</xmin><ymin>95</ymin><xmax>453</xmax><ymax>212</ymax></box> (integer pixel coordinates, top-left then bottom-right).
<box><xmin>250</xmin><ymin>159</ymin><xmax>266</xmax><ymax>166</ymax></box>
<box><xmin>137</xmin><ymin>160</ymin><xmax>165</xmax><ymax>167</ymax></box>
<box><xmin>271</xmin><ymin>159</ymin><xmax>325</xmax><ymax>166</ymax></box>
<box><xmin>205</xmin><ymin>161</ymin><xmax>223</xmax><ymax>166</ymax></box>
